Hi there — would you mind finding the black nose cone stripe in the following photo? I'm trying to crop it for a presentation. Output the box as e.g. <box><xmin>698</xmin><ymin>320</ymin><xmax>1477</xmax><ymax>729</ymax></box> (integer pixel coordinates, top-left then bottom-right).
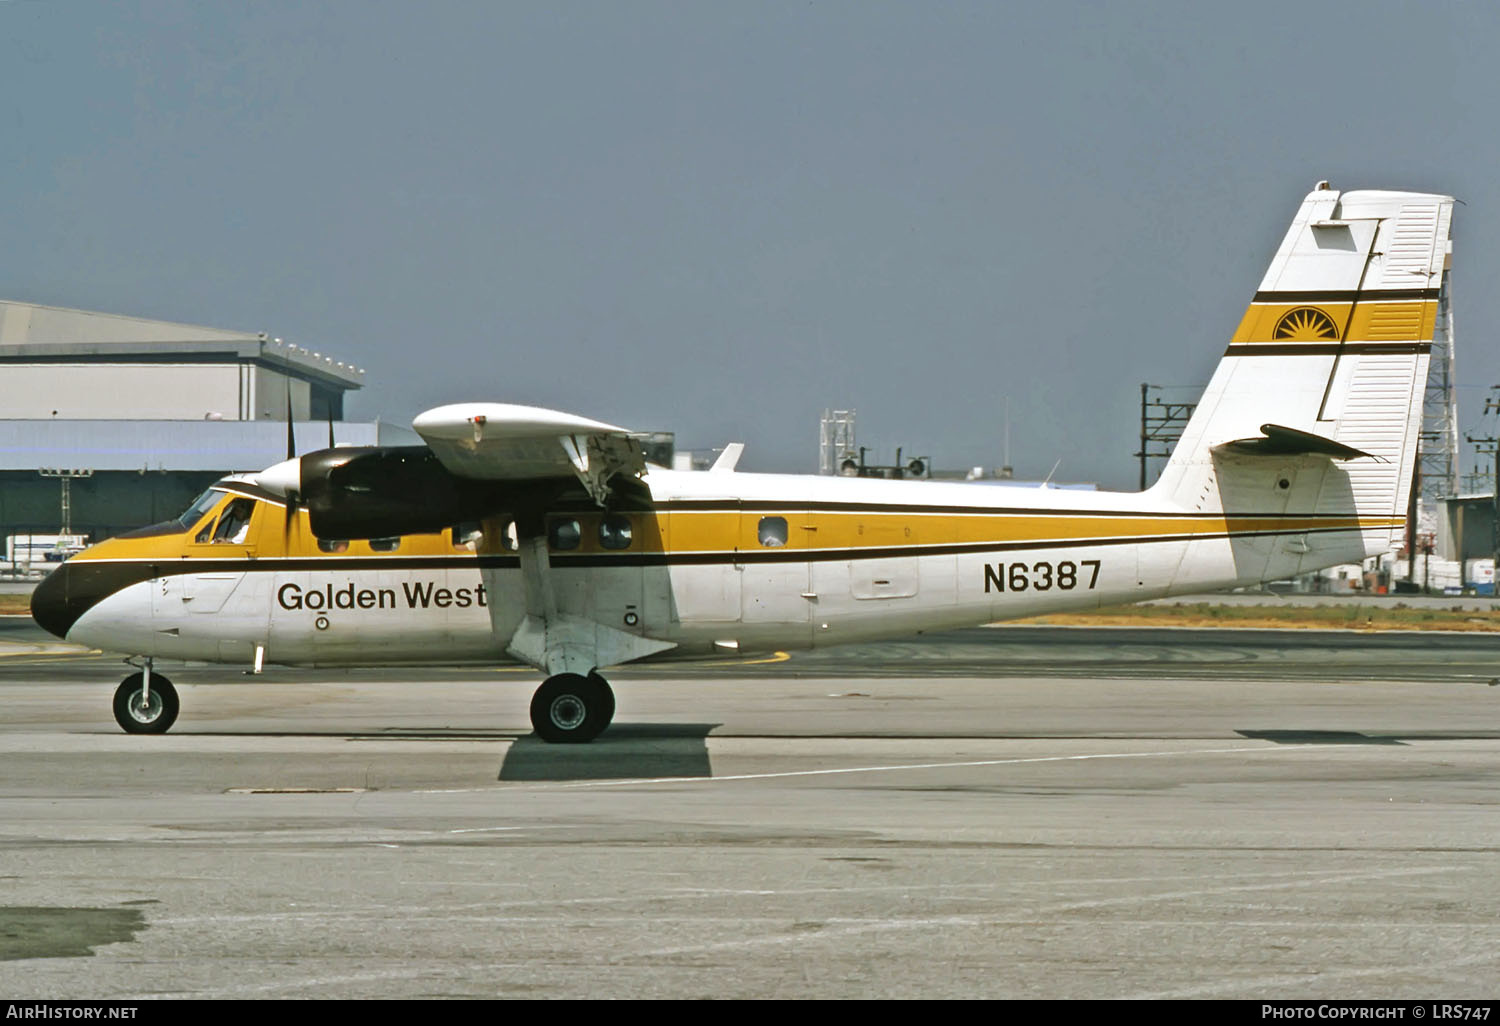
<box><xmin>30</xmin><ymin>565</ymin><xmax>74</xmax><ymax>639</ymax></box>
<box><xmin>31</xmin><ymin>562</ymin><xmax>155</xmax><ymax>640</ymax></box>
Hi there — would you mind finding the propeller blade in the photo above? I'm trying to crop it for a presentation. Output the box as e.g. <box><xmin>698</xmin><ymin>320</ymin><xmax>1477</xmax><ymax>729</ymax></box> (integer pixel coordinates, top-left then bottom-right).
<box><xmin>285</xmin><ymin>377</ymin><xmax>296</xmax><ymax>461</ymax></box>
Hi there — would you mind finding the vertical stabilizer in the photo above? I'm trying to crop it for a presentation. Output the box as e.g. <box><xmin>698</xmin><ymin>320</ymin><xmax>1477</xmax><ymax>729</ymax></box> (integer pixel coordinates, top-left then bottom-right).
<box><xmin>1154</xmin><ymin>183</ymin><xmax>1453</xmax><ymax>569</ymax></box>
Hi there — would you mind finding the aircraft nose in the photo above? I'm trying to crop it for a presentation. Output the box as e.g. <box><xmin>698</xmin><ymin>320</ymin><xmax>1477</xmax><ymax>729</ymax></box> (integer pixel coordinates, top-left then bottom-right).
<box><xmin>30</xmin><ymin>563</ymin><xmax>74</xmax><ymax>639</ymax></box>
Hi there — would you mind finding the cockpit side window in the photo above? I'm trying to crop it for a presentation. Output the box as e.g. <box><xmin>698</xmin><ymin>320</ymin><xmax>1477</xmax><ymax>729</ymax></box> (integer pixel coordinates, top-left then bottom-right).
<box><xmin>178</xmin><ymin>488</ymin><xmax>224</xmax><ymax>532</ymax></box>
<box><xmin>210</xmin><ymin>498</ymin><xmax>256</xmax><ymax>544</ymax></box>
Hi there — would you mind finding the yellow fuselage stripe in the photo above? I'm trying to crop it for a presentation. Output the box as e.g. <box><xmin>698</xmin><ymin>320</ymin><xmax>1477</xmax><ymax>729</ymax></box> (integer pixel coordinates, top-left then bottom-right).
<box><xmin>74</xmin><ymin>492</ymin><xmax>1405</xmax><ymax>564</ymax></box>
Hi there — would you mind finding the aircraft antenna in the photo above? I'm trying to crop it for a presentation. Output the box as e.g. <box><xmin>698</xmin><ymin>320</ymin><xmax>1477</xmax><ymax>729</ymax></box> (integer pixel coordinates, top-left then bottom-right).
<box><xmin>1040</xmin><ymin>458</ymin><xmax>1062</xmax><ymax>488</ymax></box>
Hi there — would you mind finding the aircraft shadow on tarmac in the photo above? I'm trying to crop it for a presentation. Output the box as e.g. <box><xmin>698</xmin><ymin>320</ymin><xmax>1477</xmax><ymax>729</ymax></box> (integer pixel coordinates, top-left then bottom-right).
<box><xmin>1236</xmin><ymin>729</ymin><xmax>1406</xmax><ymax>746</ymax></box>
<box><xmin>497</xmin><ymin>723</ymin><xmax>719</xmax><ymax>781</ymax></box>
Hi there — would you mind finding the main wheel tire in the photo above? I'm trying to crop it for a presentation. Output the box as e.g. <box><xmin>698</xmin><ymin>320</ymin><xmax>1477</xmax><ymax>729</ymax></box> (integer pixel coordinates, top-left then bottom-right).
<box><xmin>587</xmin><ymin>671</ymin><xmax>616</xmax><ymax>730</ymax></box>
<box><xmin>530</xmin><ymin>673</ymin><xmax>610</xmax><ymax>743</ymax></box>
<box><xmin>113</xmin><ymin>672</ymin><xmax>179</xmax><ymax>735</ymax></box>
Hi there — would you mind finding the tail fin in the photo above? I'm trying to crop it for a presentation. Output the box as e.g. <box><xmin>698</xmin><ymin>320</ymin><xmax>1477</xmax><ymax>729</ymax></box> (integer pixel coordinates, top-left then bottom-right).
<box><xmin>1154</xmin><ymin>182</ymin><xmax>1454</xmax><ymax>573</ymax></box>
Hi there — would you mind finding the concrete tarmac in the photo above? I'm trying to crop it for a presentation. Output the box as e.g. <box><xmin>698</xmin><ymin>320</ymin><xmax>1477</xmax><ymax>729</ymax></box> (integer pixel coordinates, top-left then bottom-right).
<box><xmin>1</xmin><ymin>619</ymin><xmax>1498</xmax><ymax>999</ymax></box>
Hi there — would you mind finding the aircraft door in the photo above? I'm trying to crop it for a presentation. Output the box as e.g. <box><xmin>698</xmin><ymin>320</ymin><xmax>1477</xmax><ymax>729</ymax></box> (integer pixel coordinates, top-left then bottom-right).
<box><xmin>663</xmin><ymin>505</ymin><xmax>740</xmax><ymax>625</ymax></box>
<box><xmin>148</xmin><ymin>495</ymin><xmax>268</xmax><ymax>663</ymax></box>
<box><xmin>739</xmin><ymin>510</ymin><xmax>813</xmax><ymax>642</ymax></box>
<box><xmin>177</xmin><ymin>496</ymin><xmax>258</xmax><ymax>615</ymax></box>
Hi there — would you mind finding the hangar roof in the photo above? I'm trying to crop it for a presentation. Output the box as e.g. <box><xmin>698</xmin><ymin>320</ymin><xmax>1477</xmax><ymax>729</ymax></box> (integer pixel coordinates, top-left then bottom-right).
<box><xmin>0</xmin><ymin>300</ymin><xmax>364</xmax><ymax>391</ymax></box>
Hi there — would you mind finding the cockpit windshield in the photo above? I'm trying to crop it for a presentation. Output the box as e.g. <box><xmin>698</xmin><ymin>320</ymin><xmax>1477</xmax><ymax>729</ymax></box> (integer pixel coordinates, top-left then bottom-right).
<box><xmin>177</xmin><ymin>488</ymin><xmax>224</xmax><ymax>531</ymax></box>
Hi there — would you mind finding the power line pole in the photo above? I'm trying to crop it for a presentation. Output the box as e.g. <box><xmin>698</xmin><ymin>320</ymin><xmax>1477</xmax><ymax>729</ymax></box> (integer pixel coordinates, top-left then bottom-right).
<box><xmin>1406</xmin><ymin>438</ymin><xmax>1421</xmax><ymax>588</ymax></box>
<box><xmin>1134</xmin><ymin>383</ymin><xmax>1197</xmax><ymax>490</ymax></box>
<box><xmin>1419</xmin><ymin>279</ymin><xmax>1461</xmax><ymax>502</ymax></box>
<box><xmin>1463</xmin><ymin>384</ymin><xmax>1500</xmax><ymax>590</ymax></box>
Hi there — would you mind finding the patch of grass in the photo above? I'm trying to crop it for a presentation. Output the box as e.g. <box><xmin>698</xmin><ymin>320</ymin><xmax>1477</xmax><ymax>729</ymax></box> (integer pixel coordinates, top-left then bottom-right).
<box><xmin>0</xmin><ymin>594</ymin><xmax>32</xmax><ymax>615</ymax></box>
<box><xmin>1017</xmin><ymin>601</ymin><xmax>1500</xmax><ymax>632</ymax></box>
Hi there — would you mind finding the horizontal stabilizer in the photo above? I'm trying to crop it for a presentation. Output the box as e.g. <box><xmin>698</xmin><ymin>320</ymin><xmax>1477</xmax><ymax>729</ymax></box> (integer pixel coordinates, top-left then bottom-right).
<box><xmin>1215</xmin><ymin>423</ymin><xmax>1375</xmax><ymax>461</ymax></box>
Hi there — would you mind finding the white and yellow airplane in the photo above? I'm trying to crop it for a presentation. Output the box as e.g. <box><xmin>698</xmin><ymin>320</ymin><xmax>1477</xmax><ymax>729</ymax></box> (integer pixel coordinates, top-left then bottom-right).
<box><xmin>32</xmin><ymin>183</ymin><xmax>1453</xmax><ymax>741</ymax></box>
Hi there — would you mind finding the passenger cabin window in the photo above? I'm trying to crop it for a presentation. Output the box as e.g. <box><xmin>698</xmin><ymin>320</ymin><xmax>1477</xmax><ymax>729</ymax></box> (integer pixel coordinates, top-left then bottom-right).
<box><xmin>210</xmin><ymin>498</ymin><xmax>256</xmax><ymax>544</ymax></box>
<box><xmin>453</xmin><ymin>521</ymin><xmax>519</xmax><ymax>551</ymax></box>
<box><xmin>548</xmin><ymin>518</ymin><xmax>581</xmax><ymax>551</ymax></box>
<box><xmin>317</xmin><ymin>539</ymin><xmax>350</xmax><ymax>553</ymax></box>
<box><xmin>369</xmin><ymin>537</ymin><xmax>401</xmax><ymax>552</ymax></box>
<box><xmin>598</xmin><ymin>515</ymin><xmax>632</xmax><ymax>550</ymax></box>
<box><xmin>758</xmin><ymin>516</ymin><xmax>788</xmax><ymax>547</ymax></box>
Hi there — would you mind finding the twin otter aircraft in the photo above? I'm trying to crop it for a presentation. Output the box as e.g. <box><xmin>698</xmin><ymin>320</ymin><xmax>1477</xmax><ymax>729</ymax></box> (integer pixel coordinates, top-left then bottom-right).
<box><xmin>32</xmin><ymin>183</ymin><xmax>1454</xmax><ymax>741</ymax></box>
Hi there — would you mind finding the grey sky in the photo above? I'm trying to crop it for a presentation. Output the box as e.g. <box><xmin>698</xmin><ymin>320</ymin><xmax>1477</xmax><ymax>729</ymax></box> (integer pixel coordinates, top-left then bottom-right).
<box><xmin>3</xmin><ymin>1</ymin><xmax>1493</xmax><ymax>488</ymax></box>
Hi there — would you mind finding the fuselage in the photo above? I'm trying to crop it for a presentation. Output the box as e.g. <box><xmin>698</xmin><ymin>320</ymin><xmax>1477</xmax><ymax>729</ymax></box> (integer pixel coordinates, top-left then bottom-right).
<box><xmin>30</xmin><ymin>465</ymin><xmax>1397</xmax><ymax>668</ymax></box>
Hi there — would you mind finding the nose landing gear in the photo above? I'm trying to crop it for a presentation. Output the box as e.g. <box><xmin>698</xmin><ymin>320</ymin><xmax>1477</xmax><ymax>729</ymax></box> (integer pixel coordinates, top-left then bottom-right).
<box><xmin>112</xmin><ymin>664</ymin><xmax>179</xmax><ymax>734</ymax></box>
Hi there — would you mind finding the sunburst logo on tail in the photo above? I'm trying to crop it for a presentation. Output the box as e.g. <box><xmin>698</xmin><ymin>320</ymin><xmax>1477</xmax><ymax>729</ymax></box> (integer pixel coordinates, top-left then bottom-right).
<box><xmin>1273</xmin><ymin>307</ymin><xmax>1339</xmax><ymax>341</ymax></box>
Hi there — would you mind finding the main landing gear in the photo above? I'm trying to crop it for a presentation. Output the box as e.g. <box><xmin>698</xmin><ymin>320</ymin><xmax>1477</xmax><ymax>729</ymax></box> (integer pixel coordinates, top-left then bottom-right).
<box><xmin>112</xmin><ymin>665</ymin><xmax>179</xmax><ymax>735</ymax></box>
<box><xmin>529</xmin><ymin>671</ymin><xmax>615</xmax><ymax>743</ymax></box>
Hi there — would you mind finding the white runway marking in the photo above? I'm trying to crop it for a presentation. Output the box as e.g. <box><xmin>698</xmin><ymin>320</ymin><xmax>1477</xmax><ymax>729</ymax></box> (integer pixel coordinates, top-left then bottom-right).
<box><xmin>1038</xmin><ymin>864</ymin><xmax>1466</xmax><ymax>914</ymax></box>
<box><xmin>150</xmin><ymin>865</ymin><xmax>1456</xmax><ymax>929</ymax></box>
<box><xmin>554</xmin><ymin>742</ymin><xmax>1349</xmax><ymax>789</ymax></box>
<box><xmin>411</xmin><ymin>741</ymin><xmax>1364</xmax><ymax>795</ymax></box>
<box><xmin>1128</xmin><ymin>949</ymin><xmax>1500</xmax><ymax>1000</ymax></box>
<box><xmin>634</xmin><ymin>866</ymin><xmax>1472</xmax><ymax>959</ymax></box>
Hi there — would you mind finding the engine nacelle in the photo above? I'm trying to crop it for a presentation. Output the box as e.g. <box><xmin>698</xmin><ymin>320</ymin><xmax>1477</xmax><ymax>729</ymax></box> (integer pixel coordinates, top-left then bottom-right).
<box><xmin>298</xmin><ymin>446</ymin><xmax>502</xmax><ymax>540</ymax></box>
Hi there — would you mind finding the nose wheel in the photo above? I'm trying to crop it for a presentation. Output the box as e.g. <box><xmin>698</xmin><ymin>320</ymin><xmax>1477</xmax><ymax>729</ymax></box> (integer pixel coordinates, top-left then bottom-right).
<box><xmin>113</xmin><ymin>671</ymin><xmax>180</xmax><ymax>734</ymax></box>
<box><xmin>530</xmin><ymin>672</ymin><xmax>615</xmax><ymax>743</ymax></box>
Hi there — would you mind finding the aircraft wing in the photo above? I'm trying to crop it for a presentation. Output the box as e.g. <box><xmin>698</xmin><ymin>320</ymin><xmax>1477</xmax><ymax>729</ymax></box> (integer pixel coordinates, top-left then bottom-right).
<box><xmin>412</xmin><ymin>402</ymin><xmax>648</xmax><ymax>504</ymax></box>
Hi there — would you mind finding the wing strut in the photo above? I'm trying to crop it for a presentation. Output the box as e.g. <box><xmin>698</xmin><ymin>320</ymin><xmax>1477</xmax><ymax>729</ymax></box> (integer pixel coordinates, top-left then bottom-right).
<box><xmin>504</xmin><ymin>530</ymin><xmax>676</xmax><ymax>676</ymax></box>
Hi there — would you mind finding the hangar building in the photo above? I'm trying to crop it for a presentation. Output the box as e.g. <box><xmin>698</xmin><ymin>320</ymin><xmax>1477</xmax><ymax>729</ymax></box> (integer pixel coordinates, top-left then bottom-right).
<box><xmin>0</xmin><ymin>300</ymin><xmax>413</xmax><ymax>553</ymax></box>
